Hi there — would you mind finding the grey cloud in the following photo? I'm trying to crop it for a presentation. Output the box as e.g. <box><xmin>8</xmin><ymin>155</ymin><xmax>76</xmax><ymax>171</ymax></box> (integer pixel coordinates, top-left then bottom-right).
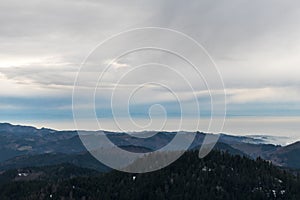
<box><xmin>0</xmin><ymin>0</ymin><xmax>300</xmax><ymax>106</ymax></box>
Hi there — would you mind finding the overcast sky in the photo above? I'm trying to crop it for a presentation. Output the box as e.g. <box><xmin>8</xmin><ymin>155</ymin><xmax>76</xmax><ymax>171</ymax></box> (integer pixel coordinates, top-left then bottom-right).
<box><xmin>0</xmin><ymin>0</ymin><xmax>300</xmax><ymax>137</ymax></box>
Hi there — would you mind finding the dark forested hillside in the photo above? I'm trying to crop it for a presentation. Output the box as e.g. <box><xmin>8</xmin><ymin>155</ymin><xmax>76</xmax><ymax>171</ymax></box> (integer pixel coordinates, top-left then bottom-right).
<box><xmin>1</xmin><ymin>150</ymin><xmax>300</xmax><ymax>200</ymax></box>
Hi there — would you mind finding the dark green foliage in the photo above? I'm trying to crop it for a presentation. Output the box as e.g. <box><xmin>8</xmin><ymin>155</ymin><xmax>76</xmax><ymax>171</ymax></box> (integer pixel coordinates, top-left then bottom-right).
<box><xmin>0</xmin><ymin>152</ymin><xmax>110</xmax><ymax>172</ymax></box>
<box><xmin>0</xmin><ymin>163</ymin><xmax>99</xmax><ymax>184</ymax></box>
<box><xmin>1</xmin><ymin>150</ymin><xmax>300</xmax><ymax>200</ymax></box>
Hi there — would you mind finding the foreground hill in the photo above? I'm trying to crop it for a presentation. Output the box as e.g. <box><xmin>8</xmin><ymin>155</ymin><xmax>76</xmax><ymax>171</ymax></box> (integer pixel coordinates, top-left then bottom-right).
<box><xmin>0</xmin><ymin>150</ymin><xmax>300</xmax><ymax>199</ymax></box>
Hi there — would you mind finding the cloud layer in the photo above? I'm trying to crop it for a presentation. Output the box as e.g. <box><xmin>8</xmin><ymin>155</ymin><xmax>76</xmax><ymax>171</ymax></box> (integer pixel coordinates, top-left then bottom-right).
<box><xmin>0</xmin><ymin>0</ymin><xmax>299</xmax><ymax>132</ymax></box>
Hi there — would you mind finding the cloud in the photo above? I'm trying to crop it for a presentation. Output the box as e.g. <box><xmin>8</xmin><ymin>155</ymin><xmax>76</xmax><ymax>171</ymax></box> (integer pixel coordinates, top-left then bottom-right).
<box><xmin>104</xmin><ymin>60</ymin><xmax>130</xmax><ymax>69</ymax></box>
<box><xmin>228</xmin><ymin>87</ymin><xmax>300</xmax><ymax>104</ymax></box>
<box><xmin>0</xmin><ymin>0</ymin><xmax>300</xmax><ymax>127</ymax></box>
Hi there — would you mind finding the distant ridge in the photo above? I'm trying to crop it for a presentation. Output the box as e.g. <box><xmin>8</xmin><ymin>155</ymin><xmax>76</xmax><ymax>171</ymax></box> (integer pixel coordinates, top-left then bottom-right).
<box><xmin>0</xmin><ymin>122</ymin><xmax>300</xmax><ymax>169</ymax></box>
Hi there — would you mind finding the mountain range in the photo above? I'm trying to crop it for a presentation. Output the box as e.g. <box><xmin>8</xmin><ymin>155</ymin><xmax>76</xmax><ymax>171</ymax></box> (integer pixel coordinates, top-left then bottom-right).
<box><xmin>0</xmin><ymin>122</ymin><xmax>299</xmax><ymax>171</ymax></box>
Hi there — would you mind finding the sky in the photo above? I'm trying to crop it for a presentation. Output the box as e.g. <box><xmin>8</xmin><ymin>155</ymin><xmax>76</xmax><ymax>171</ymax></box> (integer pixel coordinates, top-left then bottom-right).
<box><xmin>0</xmin><ymin>0</ymin><xmax>300</xmax><ymax>137</ymax></box>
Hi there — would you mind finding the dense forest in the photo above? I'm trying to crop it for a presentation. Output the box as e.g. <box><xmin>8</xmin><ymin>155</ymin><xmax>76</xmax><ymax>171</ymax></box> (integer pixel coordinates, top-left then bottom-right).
<box><xmin>0</xmin><ymin>150</ymin><xmax>300</xmax><ymax>200</ymax></box>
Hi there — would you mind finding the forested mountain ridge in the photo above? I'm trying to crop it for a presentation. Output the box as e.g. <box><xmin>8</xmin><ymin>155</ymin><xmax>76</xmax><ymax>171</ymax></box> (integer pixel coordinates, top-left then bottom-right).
<box><xmin>1</xmin><ymin>150</ymin><xmax>300</xmax><ymax>199</ymax></box>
